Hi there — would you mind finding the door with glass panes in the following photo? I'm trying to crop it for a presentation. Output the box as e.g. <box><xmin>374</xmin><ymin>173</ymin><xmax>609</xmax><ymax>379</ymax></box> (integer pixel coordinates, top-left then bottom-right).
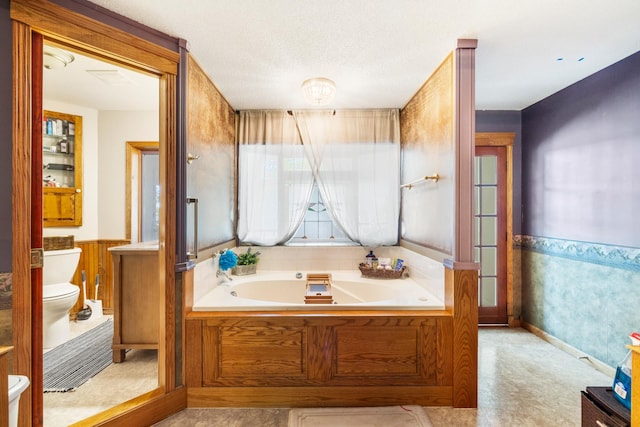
<box><xmin>474</xmin><ymin>146</ymin><xmax>507</xmax><ymax>324</ymax></box>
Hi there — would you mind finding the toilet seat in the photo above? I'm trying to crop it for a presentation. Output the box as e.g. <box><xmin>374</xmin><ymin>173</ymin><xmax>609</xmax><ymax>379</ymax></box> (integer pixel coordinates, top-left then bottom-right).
<box><xmin>43</xmin><ymin>283</ymin><xmax>79</xmax><ymax>301</ymax></box>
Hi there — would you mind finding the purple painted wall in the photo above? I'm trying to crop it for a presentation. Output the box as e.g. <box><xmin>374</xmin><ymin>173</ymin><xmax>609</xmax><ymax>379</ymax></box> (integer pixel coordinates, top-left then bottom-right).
<box><xmin>0</xmin><ymin>0</ymin><xmax>11</xmax><ymax>271</ymax></box>
<box><xmin>522</xmin><ymin>51</ymin><xmax>640</xmax><ymax>247</ymax></box>
<box><xmin>476</xmin><ymin>110</ymin><xmax>522</xmax><ymax>235</ymax></box>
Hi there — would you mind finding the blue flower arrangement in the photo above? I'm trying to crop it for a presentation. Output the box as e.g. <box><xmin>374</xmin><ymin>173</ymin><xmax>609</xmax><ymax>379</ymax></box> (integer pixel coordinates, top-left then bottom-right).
<box><xmin>218</xmin><ymin>249</ymin><xmax>238</xmax><ymax>271</ymax></box>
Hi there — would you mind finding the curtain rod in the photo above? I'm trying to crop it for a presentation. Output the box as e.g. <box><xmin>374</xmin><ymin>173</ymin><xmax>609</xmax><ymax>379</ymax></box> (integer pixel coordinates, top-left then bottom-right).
<box><xmin>400</xmin><ymin>174</ymin><xmax>440</xmax><ymax>189</ymax></box>
<box><xmin>287</xmin><ymin>110</ymin><xmax>336</xmax><ymax>116</ymax></box>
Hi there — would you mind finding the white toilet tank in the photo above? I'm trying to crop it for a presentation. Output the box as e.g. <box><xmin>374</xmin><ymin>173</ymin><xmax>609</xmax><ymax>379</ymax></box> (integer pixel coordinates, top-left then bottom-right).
<box><xmin>43</xmin><ymin>248</ymin><xmax>82</xmax><ymax>285</ymax></box>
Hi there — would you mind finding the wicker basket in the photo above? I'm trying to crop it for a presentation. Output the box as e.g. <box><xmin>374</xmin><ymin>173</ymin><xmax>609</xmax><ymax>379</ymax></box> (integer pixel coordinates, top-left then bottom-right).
<box><xmin>358</xmin><ymin>263</ymin><xmax>405</xmax><ymax>279</ymax></box>
<box><xmin>43</xmin><ymin>235</ymin><xmax>75</xmax><ymax>251</ymax></box>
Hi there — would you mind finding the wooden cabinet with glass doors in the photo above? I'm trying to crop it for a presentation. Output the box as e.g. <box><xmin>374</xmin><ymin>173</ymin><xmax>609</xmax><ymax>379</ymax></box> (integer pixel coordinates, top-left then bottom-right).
<box><xmin>42</xmin><ymin>110</ymin><xmax>82</xmax><ymax>226</ymax></box>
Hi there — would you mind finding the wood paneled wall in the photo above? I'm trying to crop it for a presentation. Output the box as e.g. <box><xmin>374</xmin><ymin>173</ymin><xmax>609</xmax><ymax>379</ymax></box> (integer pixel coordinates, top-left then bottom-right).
<box><xmin>70</xmin><ymin>240</ymin><xmax>129</xmax><ymax>317</ymax></box>
<box><xmin>186</xmin><ymin>54</ymin><xmax>236</xmax><ymax>251</ymax></box>
<box><xmin>400</xmin><ymin>53</ymin><xmax>455</xmax><ymax>254</ymax></box>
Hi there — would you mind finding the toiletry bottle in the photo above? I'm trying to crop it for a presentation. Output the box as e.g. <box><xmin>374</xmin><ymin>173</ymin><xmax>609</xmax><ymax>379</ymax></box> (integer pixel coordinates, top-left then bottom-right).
<box><xmin>365</xmin><ymin>250</ymin><xmax>375</xmax><ymax>267</ymax></box>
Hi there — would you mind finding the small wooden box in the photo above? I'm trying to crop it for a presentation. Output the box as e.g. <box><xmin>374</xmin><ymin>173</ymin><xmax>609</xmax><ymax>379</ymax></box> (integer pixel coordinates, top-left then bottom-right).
<box><xmin>305</xmin><ymin>273</ymin><xmax>333</xmax><ymax>304</ymax></box>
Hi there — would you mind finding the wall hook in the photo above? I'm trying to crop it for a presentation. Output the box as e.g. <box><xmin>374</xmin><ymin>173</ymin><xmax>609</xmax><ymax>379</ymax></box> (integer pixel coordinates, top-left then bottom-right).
<box><xmin>187</xmin><ymin>153</ymin><xmax>200</xmax><ymax>164</ymax></box>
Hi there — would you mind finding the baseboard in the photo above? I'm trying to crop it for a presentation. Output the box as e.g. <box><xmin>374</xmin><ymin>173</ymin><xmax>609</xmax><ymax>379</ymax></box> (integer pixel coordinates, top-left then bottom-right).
<box><xmin>508</xmin><ymin>316</ymin><xmax>521</xmax><ymax>328</ymax></box>
<box><xmin>187</xmin><ymin>385</ymin><xmax>454</xmax><ymax>408</ymax></box>
<box><xmin>521</xmin><ymin>321</ymin><xmax>615</xmax><ymax>378</ymax></box>
<box><xmin>70</xmin><ymin>387</ymin><xmax>187</xmax><ymax>427</ymax></box>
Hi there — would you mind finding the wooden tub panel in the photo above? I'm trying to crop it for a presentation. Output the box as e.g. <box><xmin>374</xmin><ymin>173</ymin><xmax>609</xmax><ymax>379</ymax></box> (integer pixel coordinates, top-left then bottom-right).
<box><xmin>194</xmin><ymin>315</ymin><xmax>447</xmax><ymax>389</ymax></box>
<box><xmin>334</xmin><ymin>326</ymin><xmax>419</xmax><ymax>376</ymax></box>
<box><xmin>185</xmin><ymin>319</ymin><xmax>203</xmax><ymax>385</ymax></box>
<box><xmin>219</xmin><ymin>326</ymin><xmax>306</xmax><ymax>378</ymax></box>
<box><xmin>307</xmin><ymin>325</ymin><xmax>334</xmax><ymax>381</ymax></box>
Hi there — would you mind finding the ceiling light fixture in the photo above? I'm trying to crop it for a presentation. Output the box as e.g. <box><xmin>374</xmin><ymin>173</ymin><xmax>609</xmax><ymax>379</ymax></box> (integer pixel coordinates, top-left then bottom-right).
<box><xmin>43</xmin><ymin>48</ymin><xmax>75</xmax><ymax>70</ymax></box>
<box><xmin>301</xmin><ymin>77</ymin><xmax>336</xmax><ymax>106</ymax></box>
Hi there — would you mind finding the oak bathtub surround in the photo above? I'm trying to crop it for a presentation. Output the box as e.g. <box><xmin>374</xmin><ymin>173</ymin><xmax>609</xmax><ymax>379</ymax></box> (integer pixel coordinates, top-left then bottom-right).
<box><xmin>184</xmin><ymin>262</ymin><xmax>477</xmax><ymax>408</ymax></box>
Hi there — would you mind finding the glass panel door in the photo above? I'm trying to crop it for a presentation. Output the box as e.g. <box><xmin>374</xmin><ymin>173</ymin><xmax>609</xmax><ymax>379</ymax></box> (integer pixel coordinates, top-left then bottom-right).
<box><xmin>475</xmin><ymin>146</ymin><xmax>507</xmax><ymax>324</ymax></box>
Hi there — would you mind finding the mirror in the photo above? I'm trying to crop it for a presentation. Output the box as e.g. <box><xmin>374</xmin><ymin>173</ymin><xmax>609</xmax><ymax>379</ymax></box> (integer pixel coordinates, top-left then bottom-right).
<box><xmin>42</xmin><ymin>42</ymin><xmax>161</xmax><ymax>425</ymax></box>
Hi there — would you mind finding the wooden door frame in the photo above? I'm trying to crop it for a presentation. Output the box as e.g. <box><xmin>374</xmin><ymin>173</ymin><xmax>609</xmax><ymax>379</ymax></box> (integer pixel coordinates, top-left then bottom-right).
<box><xmin>126</xmin><ymin>141</ymin><xmax>160</xmax><ymax>242</ymax></box>
<box><xmin>475</xmin><ymin>132</ymin><xmax>517</xmax><ymax>327</ymax></box>
<box><xmin>11</xmin><ymin>1</ymin><xmax>184</xmax><ymax>425</ymax></box>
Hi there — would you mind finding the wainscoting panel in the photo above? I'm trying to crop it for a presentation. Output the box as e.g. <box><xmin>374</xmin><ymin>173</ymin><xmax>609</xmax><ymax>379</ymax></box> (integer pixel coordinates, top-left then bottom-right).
<box><xmin>71</xmin><ymin>239</ymin><xmax>130</xmax><ymax>316</ymax></box>
<box><xmin>518</xmin><ymin>235</ymin><xmax>639</xmax><ymax>368</ymax></box>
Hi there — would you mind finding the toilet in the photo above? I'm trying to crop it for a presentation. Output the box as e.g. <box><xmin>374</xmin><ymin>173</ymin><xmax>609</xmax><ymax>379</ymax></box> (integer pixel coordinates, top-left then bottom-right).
<box><xmin>43</xmin><ymin>247</ymin><xmax>81</xmax><ymax>349</ymax></box>
<box><xmin>8</xmin><ymin>375</ymin><xmax>29</xmax><ymax>427</ymax></box>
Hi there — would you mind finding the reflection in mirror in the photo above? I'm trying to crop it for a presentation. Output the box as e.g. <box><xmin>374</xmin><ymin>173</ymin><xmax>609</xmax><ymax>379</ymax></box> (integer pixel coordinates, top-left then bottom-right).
<box><xmin>0</xmin><ymin>273</ymin><xmax>11</xmax><ymax>364</ymax></box>
<box><xmin>42</xmin><ymin>42</ymin><xmax>160</xmax><ymax>425</ymax></box>
<box><xmin>126</xmin><ymin>142</ymin><xmax>160</xmax><ymax>244</ymax></box>
<box><xmin>141</xmin><ymin>152</ymin><xmax>160</xmax><ymax>242</ymax></box>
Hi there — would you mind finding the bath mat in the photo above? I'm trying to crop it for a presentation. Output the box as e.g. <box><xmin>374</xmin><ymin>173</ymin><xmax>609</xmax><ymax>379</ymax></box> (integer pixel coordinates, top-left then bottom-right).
<box><xmin>44</xmin><ymin>319</ymin><xmax>114</xmax><ymax>392</ymax></box>
<box><xmin>288</xmin><ymin>405</ymin><xmax>433</xmax><ymax>427</ymax></box>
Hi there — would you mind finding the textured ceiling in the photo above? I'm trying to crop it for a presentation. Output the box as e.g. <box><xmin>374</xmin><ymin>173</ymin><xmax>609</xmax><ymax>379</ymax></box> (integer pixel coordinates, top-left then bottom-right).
<box><xmin>46</xmin><ymin>0</ymin><xmax>640</xmax><ymax>111</ymax></box>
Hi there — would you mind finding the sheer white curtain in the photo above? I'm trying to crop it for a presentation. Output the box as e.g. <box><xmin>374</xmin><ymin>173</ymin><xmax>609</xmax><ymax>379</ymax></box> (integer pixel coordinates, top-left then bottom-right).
<box><xmin>237</xmin><ymin>111</ymin><xmax>314</xmax><ymax>245</ymax></box>
<box><xmin>294</xmin><ymin>109</ymin><xmax>400</xmax><ymax>247</ymax></box>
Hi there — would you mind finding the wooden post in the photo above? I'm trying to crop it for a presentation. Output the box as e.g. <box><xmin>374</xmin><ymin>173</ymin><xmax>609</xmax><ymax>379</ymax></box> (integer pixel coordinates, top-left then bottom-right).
<box><xmin>445</xmin><ymin>261</ymin><xmax>478</xmax><ymax>408</ymax></box>
<box><xmin>0</xmin><ymin>346</ymin><xmax>11</xmax><ymax>427</ymax></box>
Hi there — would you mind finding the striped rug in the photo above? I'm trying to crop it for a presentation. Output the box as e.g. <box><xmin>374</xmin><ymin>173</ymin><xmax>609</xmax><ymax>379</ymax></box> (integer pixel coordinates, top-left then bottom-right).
<box><xmin>44</xmin><ymin>320</ymin><xmax>114</xmax><ymax>392</ymax></box>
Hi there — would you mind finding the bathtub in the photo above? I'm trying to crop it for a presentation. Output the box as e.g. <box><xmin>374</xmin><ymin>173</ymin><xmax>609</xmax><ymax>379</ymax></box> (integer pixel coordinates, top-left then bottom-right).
<box><xmin>193</xmin><ymin>270</ymin><xmax>444</xmax><ymax>311</ymax></box>
<box><xmin>186</xmin><ymin>250</ymin><xmax>477</xmax><ymax>409</ymax></box>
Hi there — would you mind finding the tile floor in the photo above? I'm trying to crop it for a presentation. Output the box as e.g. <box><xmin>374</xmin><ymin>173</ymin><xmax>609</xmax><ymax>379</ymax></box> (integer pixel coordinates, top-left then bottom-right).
<box><xmin>155</xmin><ymin>327</ymin><xmax>613</xmax><ymax>427</ymax></box>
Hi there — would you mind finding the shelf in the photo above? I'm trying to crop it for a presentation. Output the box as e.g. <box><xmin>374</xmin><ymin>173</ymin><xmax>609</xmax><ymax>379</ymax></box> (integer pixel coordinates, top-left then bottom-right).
<box><xmin>43</xmin><ymin>110</ymin><xmax>83</xmax><ymax>227</ymax></box>
<box><xmin>43</xmin><ymin>150</ymin><xmax>74</xmax><ymax>158</ymax></box>
<box><xmin>44</xmin><ymin>166</ymin><xmax>74</xmax><ymax>172</ymax></box>
<box><xmin>43</xmin><ymin>134</ymin><xmax>74</xmax><ymax>139</ymax></box>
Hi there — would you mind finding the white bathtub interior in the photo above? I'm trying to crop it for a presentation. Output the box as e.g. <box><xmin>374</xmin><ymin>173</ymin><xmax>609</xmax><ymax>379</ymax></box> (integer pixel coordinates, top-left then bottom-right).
<box><xmin>193</xmin><ymin>246</ymin><xmax>445</xmax><ymax>310</ymax></box>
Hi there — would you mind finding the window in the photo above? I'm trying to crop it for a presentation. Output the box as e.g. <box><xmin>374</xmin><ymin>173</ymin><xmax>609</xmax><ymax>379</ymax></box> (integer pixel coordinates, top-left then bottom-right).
<box><xmin>237</xmin><ymin>110</ymin><xmax>400</xmax><ymax>247</ymax></box>
<box><xmin>289</xmin><ymin>183</ymin><xmax>354</xmax><ymax>245</ymax></box>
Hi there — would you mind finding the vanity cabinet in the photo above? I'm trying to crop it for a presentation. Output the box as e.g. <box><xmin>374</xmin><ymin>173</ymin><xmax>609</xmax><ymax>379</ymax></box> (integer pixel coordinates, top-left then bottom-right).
<box><xmin>109</xmin><ymin>242</ymin><xmax>159</xmax><ymax>362</ymax></box>
<box><xmin>43</xmin><ymin>110</ymin><xmax>83</xmax><ymax>227</ymax></box>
